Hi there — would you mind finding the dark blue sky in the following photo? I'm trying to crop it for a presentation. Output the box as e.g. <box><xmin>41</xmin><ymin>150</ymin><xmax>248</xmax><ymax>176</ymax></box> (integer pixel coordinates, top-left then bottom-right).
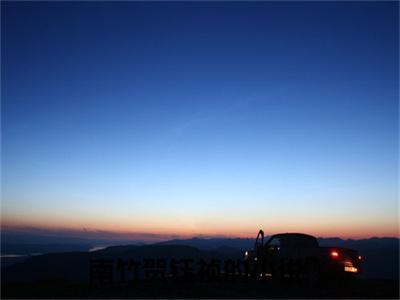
<box><xmin>2</xmin><ymin>2</ymin><xmax>398</xmax><ymax>238</ymax></box>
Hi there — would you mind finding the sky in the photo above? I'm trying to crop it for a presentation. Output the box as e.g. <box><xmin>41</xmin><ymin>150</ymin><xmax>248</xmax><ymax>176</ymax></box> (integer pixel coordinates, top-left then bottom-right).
<box><xmin>1</xmin><ymin>2</ymin><xmax>399</xmax><ymax>240</ymax></box>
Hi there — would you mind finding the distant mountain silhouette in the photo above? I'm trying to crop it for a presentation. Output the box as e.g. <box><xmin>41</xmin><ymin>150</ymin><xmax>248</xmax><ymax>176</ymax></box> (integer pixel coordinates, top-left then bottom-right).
<box><xmin>1</xmin><ymin>232</ymin><xmax>141</xmax><ymax>255</ymax></box>
<box><xmin>2</xmin><ymin>238</ymin><xmax>399</xmax><ymax>279</ymax></box>
<box><xmin>2</xmin><ymin>233</ymin><xmax>399</xmax><ymax>280</ymax></box>
<box><xmin>156</xmin><ymin>237</ymin><xmax>254</xmax><ymax>250</ymax></box>
<box><xmin>3</xmin><ymin>244</ymin><xmax>243</xmax><ymax>284</ymax></box>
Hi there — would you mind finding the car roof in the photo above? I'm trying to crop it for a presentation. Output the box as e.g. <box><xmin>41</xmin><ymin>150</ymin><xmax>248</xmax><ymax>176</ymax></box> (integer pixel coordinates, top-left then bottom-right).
<box><xmin>271</xmin><ymin>233</ymin><xmax>316</xmax><ymax>239</ymax></box>
<box><xmin>268</xmin><ymin>233</ymin><xmax>318</xmax><ymax>247</ymax></box>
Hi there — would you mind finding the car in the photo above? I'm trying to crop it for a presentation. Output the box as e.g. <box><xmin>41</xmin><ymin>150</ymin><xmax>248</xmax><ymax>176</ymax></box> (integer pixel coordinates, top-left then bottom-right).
<box><xmin>244</xmin><ymin>230</ymin><xmax>362</xmax><ymax>282</ymax></box>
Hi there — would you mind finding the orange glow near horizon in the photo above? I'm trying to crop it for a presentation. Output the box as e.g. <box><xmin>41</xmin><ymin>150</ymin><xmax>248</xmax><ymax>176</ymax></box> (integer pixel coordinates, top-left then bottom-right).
<box><xmin>2</xmin><ymin>214</ymin><xmax>399</xmax><ymax>241</ymax></box>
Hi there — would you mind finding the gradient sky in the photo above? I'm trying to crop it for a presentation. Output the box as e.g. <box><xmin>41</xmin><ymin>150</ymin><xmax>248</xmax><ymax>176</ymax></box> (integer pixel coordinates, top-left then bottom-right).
<box><xmin>2</xmin><ymin>2</ymin><xmax>399</xmax><ymax>240</ymax></box>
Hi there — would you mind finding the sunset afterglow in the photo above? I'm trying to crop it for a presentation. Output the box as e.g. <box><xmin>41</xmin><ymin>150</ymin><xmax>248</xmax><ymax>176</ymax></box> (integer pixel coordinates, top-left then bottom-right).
<box><xmin>2</xmin><ymin>2</ymin><xmax>398</xmax><ymax>241</ymax></box>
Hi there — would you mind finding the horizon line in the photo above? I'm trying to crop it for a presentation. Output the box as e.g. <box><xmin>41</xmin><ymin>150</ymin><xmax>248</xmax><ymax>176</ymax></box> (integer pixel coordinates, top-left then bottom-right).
<box><xmin>2</xmin><ymin>224</ymin><xmax>399</xmax><ymax>242</ymax></box>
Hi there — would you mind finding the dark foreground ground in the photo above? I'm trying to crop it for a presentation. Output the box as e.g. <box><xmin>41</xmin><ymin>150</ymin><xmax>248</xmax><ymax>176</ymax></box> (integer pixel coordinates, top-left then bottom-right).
<box><xmin>3</xmin><ymin>277</ymin><xmax>399</xmax><ymax>298</ymax></box>
<box><xmin>2</xmin><ymin>242</ymin><xmax>399</xmax><ymax>298</ymax></box>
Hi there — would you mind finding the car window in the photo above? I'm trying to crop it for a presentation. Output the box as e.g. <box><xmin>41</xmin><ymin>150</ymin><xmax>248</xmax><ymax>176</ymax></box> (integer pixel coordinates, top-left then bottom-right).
<box><xmin>267</xmin><ymin>237</ymin><xmax>280</xmax><ymax>250</ymax></box>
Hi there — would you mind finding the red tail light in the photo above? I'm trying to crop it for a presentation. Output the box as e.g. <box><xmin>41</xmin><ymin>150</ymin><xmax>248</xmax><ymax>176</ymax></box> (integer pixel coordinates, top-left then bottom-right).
<box><xmin>358</xmin><ymin>255</ymin><xmax>362</xmax><ymax>260</ymax></box>
<box><xmin>330</xmin><ymin>250</ymin><xmax>339</xmax><ymax>258</ymax></box>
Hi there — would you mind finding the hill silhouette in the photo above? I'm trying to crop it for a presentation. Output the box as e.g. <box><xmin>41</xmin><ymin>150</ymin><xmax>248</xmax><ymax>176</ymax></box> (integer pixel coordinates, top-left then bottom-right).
<box><xmin>2</xmin><ymin>235</ymin><xmax>399</xmax><ymax>284</ymax></box>
<box><xmin>3</xmin><ymin>244</ymin><xmax>244</xmax><ymax>284</ymax></box>
<box><xmin>2</xmin><ymin>242</ymin><xmax>399</xmax><ymax>298</ymax></box>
